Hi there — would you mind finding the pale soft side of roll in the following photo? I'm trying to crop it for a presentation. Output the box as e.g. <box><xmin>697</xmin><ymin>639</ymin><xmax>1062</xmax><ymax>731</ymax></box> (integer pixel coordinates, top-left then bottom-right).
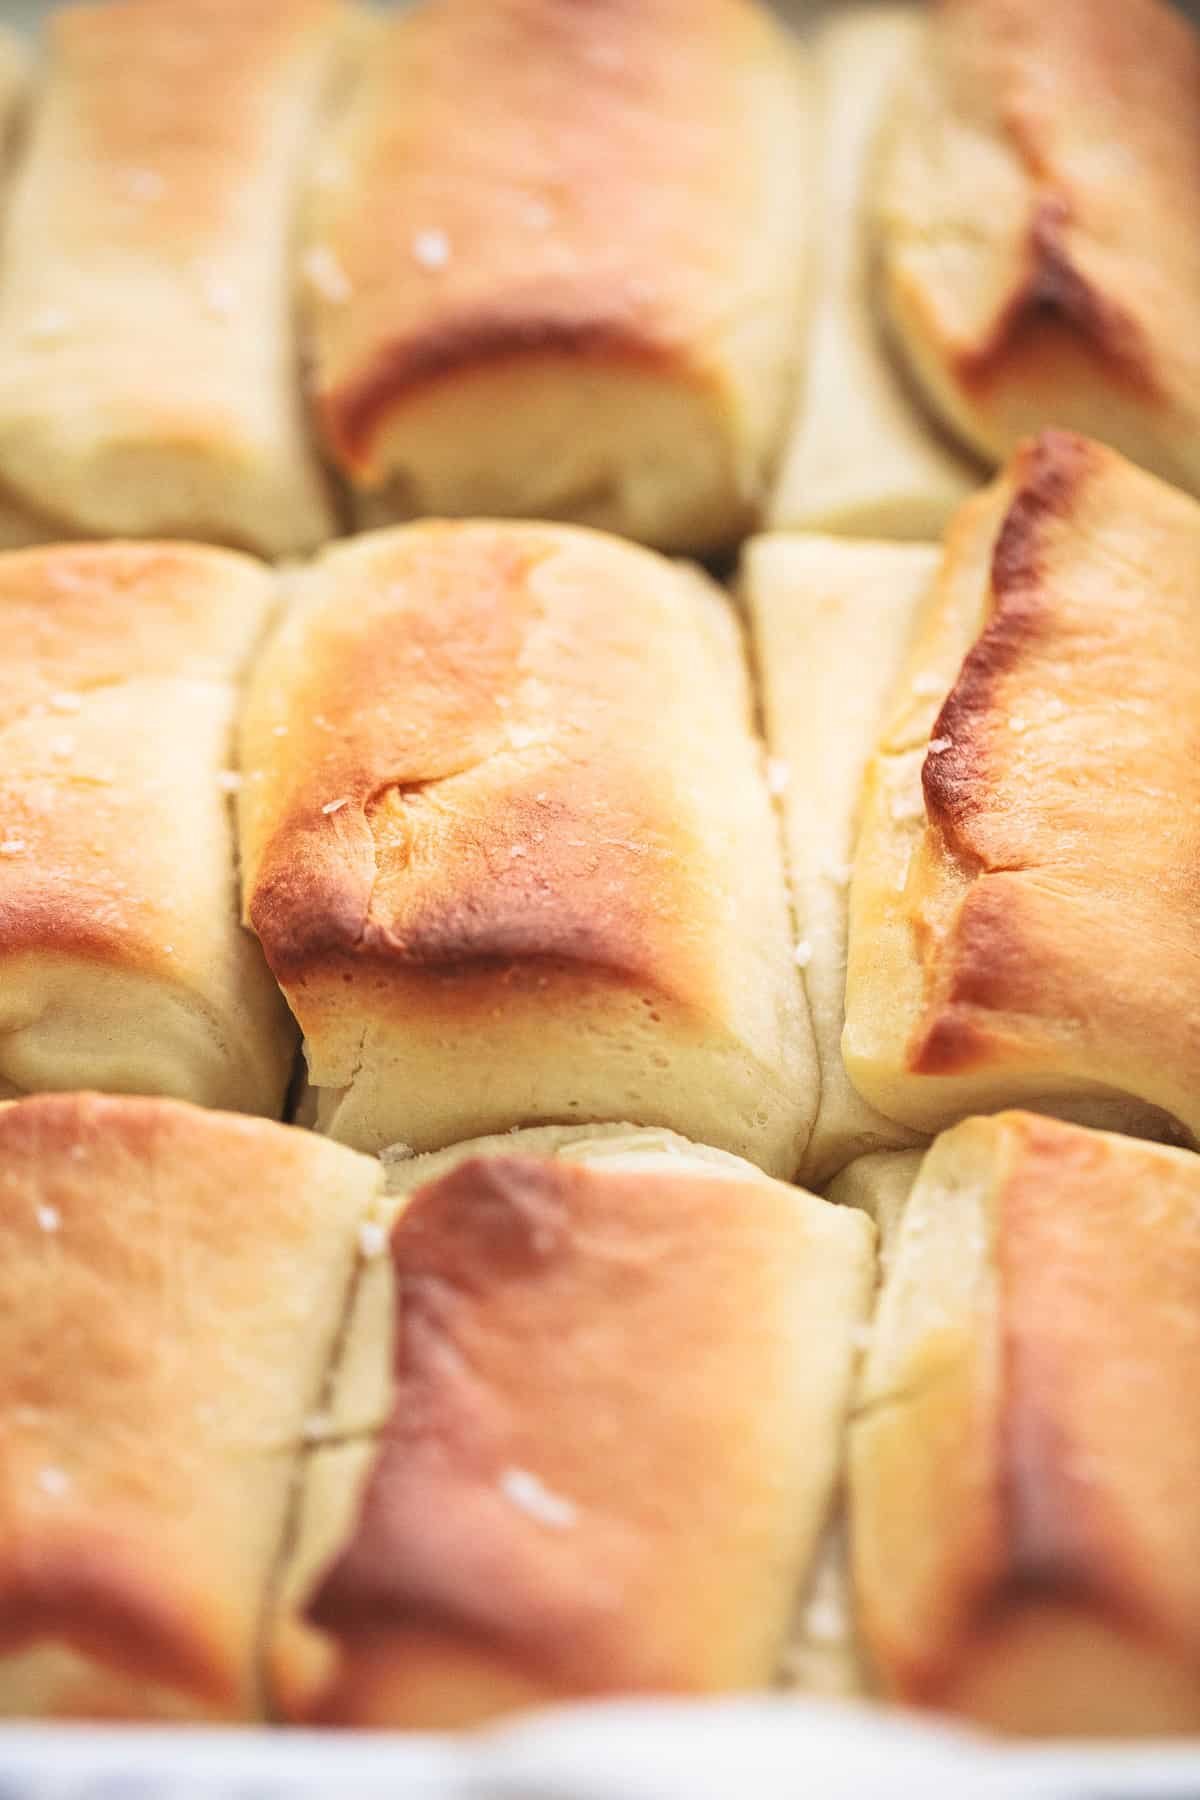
<box><xmin>0</xmin><ymin>1092</ymin><xmax>387</xmax><ymax>1721</ymax></box>
<box><xmin>0</xmin><ymin>540</ymin><xmax>295</xmax><ymax>1116</ymax></box>
<box><xmin>239</xmin><ymin>519</ymin><xmax>816</xmax><ymax>1174</ymax></box>
<box><xmin>844</xmin><ymin>430</ymin><xmax>1200</xmax><ymax>1146</ymax></box>
<box><xmin>770</xmin><ymin>5</ymin><xmax>977</xmax><ymax>539</ymax></box>
<box><xmin>846</xmin><ymin>1111</ymin><xmax>1200</xmax><ymax>1736</ymax></box>
<box><xmin>301</xmin><ymin>0</ymin><xmax>811</xmax><ymax>554</ymax></box>
<box><xmin>265</xmin><ymin>1126</ymin><xmax>876</xmax><ymax>1726</ymax></box>
<box><xmin>744</xmin><ymin>533</ymin><xmax>937</xmax><ymax>1184</ymax></box>
<box><xmin>875</xmin><ymin>0</ymin><xmax>1200</xmax><ymax>499</ymax></box>
<box><xmin>0</xmin><ymin>0</ymin><xmax>347</xmax><ymax>556</ymax></box>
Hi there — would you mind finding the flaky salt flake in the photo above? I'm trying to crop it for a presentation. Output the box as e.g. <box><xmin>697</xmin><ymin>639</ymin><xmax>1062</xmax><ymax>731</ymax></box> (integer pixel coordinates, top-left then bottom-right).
<box><xmin>911</xmin><ymin>671</ymin><xmax>942</xmax><ymax>698</ymax></box>
<box><xmin>508</xmin><ymin>722</ymin><xmax>539</xmax><ymax>750</ymax></box>
<box><xmin>624</xmin><ymin>275</ymin><xmax>657</xmax><ymax>308</ymax></box>
<box><xmin>0</xmin><ymin>839</ymin><xmax>25</xmax><ymax>856</ymax></box>
<box><xmin>48</xmin><ymin>691</ymin><xmax>81</xmax><ymax>713</ymax></box>
<box><xmin>216</xmin><ymin>770</ymin><xmax>243</xmax><ymax>794</ymax></box>
<box><xmin>28</xmin><ymin>308</ymin><xmax>71</xmax><ymax>341</ymax></box>
<box><xmin>35</xmin><ymin>1204</ymin><xmax>60</xmax><ymax>1234</ymax></box>
<box><xmin>202</xmin><ymin>275</ymin><xmax>238</xmax><ymax>318</ymax></box>
<box><xmin>303</xmin><ymin>244</ymin><xmax>352</xmax><ymax>304</ymax></box>
<box><xmin>358</xmin><ymin>1220</ymin><xmax>388</xmax><ymax>1260</ymax></box>
<box><xmin>520</xmin><ymin>196</ymin><xmax>554</xmax><ymax>230</ymax></box>
<box><xmin>411</xmin><ymin>228</ymin><xmax>450</xmax><ymax>271</ymax></box>
<box><xmin>804</xmin><ymin>1591</ymin><xmax>847</xmax><ymax>1645</ymax></box>
<box><xmin>927</xmin><ymin>736</ymin><xmax>952</xmax><ymax>756</ymax></box>
<box><xmin>500</xmin><ymin>1466</ymin><xmax>577</xmax><ymax>1530</ymax></box>
<box><xmin>322</xmin><ymin>797</ymin><xmax>349</xmax><ymax>816</ymax></box>
<box><xmin>1008</xmin><ymin>714</ymin><xmax>1027</xmax><ymax>734</ymax></box>
<box><xmin>122</xmin><ymin>167</ymin><xmax>165</xmax><ymax>202</ymax></box>
<box><xmin>379</xmin><ymin>1141</ymin><xmax>415</xmax><ymax>1165</ymax></box>
<box><xmin>890</xmin><ymin>790</ymin><xmax>925</xmax><ymax>824</ymax></box>
<box><xmin>37</xmin><ymin>1466</ymin><xmax>70</xmax><ymax>1498</ymax></box>
<box><xmin>765</xmin><ymin>757</ymin><xmax>790</xmax><ymax>796</ymax></box>
<box><xmin>271</xmin><ymin>724</ymin><xmax>289</xmax><ymax>738</ymax></box>
<box><xmin>509</xmin><ymin>844</ymin><xmax>527</xmax><ymax>858</ymax></box>
<box><xmin>793</xmin><ymin>940</ymin><xmax>813</xmax><ymax>969</ymax></box>
<box><xmin>313</xmin><ymin>151</ymin><xmax>347</xmax><ymax>191</ymax></box>
<box><xmin>586</xmin><ymin>41</ymin><xmax>624</xmax><ymax>70</ymax></box>
<box><xmin>162</xmin><ymin>944</ymin><xmax>175</xmax><ymax>956</ymax></box>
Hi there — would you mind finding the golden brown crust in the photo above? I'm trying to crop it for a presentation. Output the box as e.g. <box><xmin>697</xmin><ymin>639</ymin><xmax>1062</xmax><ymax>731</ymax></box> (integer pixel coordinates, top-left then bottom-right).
<box><xmin>876</xmin><ymin>0</ymin><xmax>1200</xmax><ymax>494</ymax></box>
<box><xmin>304</xmin><ymin>0</ymin><xmax>809</xmax><ymax>549</ymax></box>
<box><xmin>239</xmin><ymin>521</ymin><xmax>813</xmax><ymax>1170</ymax></box>
<box><xmin>0</xmin><ymin>0</ymin><xmax>343</xmax><ymax>555</ymax></box>
<box><xmin>852</xmin><ymin>1112</ymin><xmax>1200</xmax><ymax>1734</ymax></box>
<box><xmin>244</xmin><ymin>529</ymin><xmax>676</xmax><ymax>986</ymax></box>
<box><xmin>0</xmin><ymin>540</ymin><xmax>294</xmax><ymax>1115</ymax></box>
<box><xmin>844</xmin><ymin>431</ymin><xmax>1200</xmax><ymax>1141</ymax></box>
<box><xmin>0</xmin><ymin>1092</ymin><xmax>384</xmax><ymax>1721</ymax></box>
<box><xmin>281</xmin><ymin>1150</ymin><xmax>874</xmax><ymax>1723</ymax></box>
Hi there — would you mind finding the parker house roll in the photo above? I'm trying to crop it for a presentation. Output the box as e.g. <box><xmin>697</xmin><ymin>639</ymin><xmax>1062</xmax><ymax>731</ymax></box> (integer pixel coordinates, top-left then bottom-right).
<box><xmin>743</xmin><ymin>533</ymin><xmax>938</xmax><ymax>1184</ymax></box>
<box><xmin>239</xmin><ymin>520</ymin><xmax>816</xmax><ymax>1173</ymax></box>
<box><xmin>268</xmin><ymin>1125</ymin><xmax>876</xmax><ymax>1726</ymax></box>
<box><xmin>877</xmin><ymin>0</ymin><xmax>1200</xmax><ymax>500</ymax></box>
<box><xmin>845</xmin><ymin>431</ymin><xmax>1200</xmax><ymax>1145</ymax></box>
<box><xmin>0</xmin><ymin>540</ymin><xmax>294</xmax><ymax>1115</ymax></box>
<box><xmin>302</xmin><ymin>0</ymin><xmax>810</xmax><ymax>553</ymax></box>
<box><xmin>769</xmin><ymin>6</ymin><xmax>977</xmax><ymax>540</ymax></box>
<box><xmin>0</xmin><ymin>1092</ymin><xmax>387</xmax><ymax>1722</ymax></box>
<box><xmin>840</xmin><ymin>1112</ymin><xmax>1200</xmax><ymax>1736</ymax></box>
<box><xmin>0</xmin><ymin>0</ymin><xmax>345</xmax><ymax>556</ymax></box>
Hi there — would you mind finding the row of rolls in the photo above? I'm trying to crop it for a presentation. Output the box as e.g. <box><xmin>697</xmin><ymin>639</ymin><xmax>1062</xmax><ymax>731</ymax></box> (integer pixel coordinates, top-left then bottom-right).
<box><xmin>0</xmin><ymin>0</ymin><xmax>1189</xmax><ymax>556</ymax></box>
<box><xmin>5</xmin><ymin>1091</ymin><xmax>1191</xmax><ymax>1736</ymax></box>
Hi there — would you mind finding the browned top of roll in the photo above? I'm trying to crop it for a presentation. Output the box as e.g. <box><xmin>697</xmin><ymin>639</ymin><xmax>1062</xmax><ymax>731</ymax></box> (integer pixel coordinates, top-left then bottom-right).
<box><xmin>853</xmin><ymin>1110</ymin><xmax>1200</xmax><ymax>1735</ymax></box>
<box><xmin>305</xmin><ymin>0</ymin><xmax>801</xmax><ymax>481</ymax></box>
<box><xmin>877</xmin><ymin>0</ymin><xmax>1200</xmax><ymax>492</ymax></box>
<box><xmin>0</xmin><ymin>1091</ymin><xmax>381</xmax><ymax>1719</ymax></box>
<box><xmin>297</xmin><ymin>1150</ymin><xmax>872</xmax><ymax>1725</ymax></box>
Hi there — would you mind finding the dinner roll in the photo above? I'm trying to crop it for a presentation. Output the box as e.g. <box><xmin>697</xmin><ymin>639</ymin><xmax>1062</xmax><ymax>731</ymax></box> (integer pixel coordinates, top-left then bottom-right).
<box><xmin>0</xmin><ymin>1093</ymin><xmax>385</xmax><ymax>1721</ymax></box>
<box><xmin>239</xmin><ymin>521</ymin><xmax>816</xmax><ymax>1174</ymax></box>
<box><xmin>0</xmin><ymin>540</ymin><xmax>294</xmax><ymax>1115</ymax></box>
<box><xmin>269</xmin><ymin>1127</ymin><xmax>875</xmax><ymax>1724</ymax></box>
<box><xmin>0</xmin><ymin>0</ymin><xmax>344</xmax><ymax>555</ymax></box>
<box><xmin>847</xmin><ymin>1111</ymin><xmax>1200</xmax><ymax>1736</ymax></box>
<box><xmin>875</xmin><ymin>0</ymin><xmax>1200</xmax><ymax>497</ymax></box>
<box><xmin>302</xmin><ymin>0</ymin><xmax>810</xmax><ymax>553</ymax></box>
<box><xmin>844</xmin><ymin>431</ymin><xmax>1200</xmax><ymax>1143</ymax></box>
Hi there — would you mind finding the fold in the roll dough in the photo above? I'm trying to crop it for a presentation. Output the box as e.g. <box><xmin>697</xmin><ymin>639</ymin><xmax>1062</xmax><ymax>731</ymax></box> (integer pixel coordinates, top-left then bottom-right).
<box><xmin>0</xmin><ymin>0</ymin><xmax>345</xmax><ymax>555</ymax></box>
<box><xmin>771</xmin><ymin>5</ymin><xmax>977</xmax><ymax>538</ymax></box>
<box><xmin>302</xmin><ymin>0</ymin><xmax>810</xmax><ymax>553</ymax></box>
<box><xmin>239</xmin><ymin>520</ymin><xmax>816</xmax><ymax>1174</ymax></box>
<box><xmin>0</xmin><ymin>541</ymin><xmax>295</xmax><ymax>1116</ymax></box>
<box><xmin>744</xmin><ymin>533</ymin><xmax>937</xmax><ymax>1183</ymax></box>
<box><xmin>844</xmin><ymin>430</ymin><xmax>1200</xmax><ymax>1145</ymax></box>
<box><xmin>267</xmin><ymin>1126</ymin><xmax>875</xmax><ymax>1725</ymax></box>
<box><xmin>0</xmin><ymin>1093</ymin><xmax>386</xmax><ymax>1721</ymax></box>
<box><xmin>844</xmin><ymin>1112</ymin><xmax>1200</xmax><ymax>1736</ymax></box>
